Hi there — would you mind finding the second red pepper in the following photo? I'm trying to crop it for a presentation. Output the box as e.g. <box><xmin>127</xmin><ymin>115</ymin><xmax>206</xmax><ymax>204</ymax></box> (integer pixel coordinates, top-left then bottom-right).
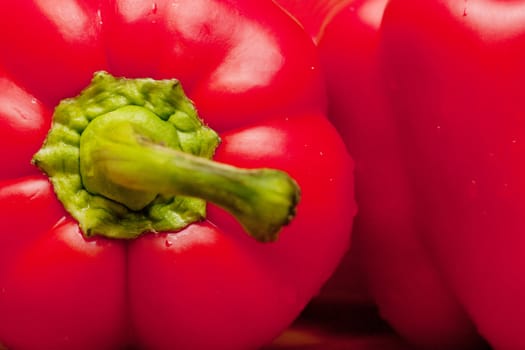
<box><xmin>377</xmin><ymin>1</ymin><xmax>525</xmax><ymax>348</ymax></box>
<box><xmin>286</xmin><ymin>0</ymin><xmax>525</xmax><ymax>348</ymax></box>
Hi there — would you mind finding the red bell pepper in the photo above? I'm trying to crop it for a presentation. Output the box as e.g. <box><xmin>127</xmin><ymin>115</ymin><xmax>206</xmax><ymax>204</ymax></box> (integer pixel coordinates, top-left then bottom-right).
<box><xmin>276</xmin><ymin>0</ymin><xmax>401</xmax><ymax>310</ymax></box>
<box><xmin>276</xmin><ymin>1</ymin><xmax>488</xmax><ymax>348</ymax></box>
<box><xmin>0</xmin><ymin>1</ymin><xmax>356</xmax><ymax>349</ymax></box>
<box><xmin>376</xmin><ymin>1</ymin><xmax>525</xmax><ymax>349</ymax></box>
<box><xmin>319</xmin><ymin>2</ymin><xmax>484</xmax><ymax>349</ymax></box>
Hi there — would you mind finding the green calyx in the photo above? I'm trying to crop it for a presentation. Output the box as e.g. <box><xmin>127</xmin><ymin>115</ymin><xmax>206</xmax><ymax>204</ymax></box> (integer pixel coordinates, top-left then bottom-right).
<box><xmin>33</xmin><ymin>71</ymin><xmax>300</xmax><ymax>242</ymax></box>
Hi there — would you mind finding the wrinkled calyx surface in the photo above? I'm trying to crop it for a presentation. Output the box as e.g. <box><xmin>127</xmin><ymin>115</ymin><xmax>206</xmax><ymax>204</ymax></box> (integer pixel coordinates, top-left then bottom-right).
<box><xmin>33</xmin><ymin>71</ymin><xmax>300</xmax><ymax>242</ymax></box>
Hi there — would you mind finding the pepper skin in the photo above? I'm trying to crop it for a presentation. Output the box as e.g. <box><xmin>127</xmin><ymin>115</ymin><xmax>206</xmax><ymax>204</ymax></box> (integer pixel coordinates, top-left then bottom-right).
<box><xmin>276</xmin><ymin>0</ymin><xmax>419</xmax><ymax>316</ymax></box>
<box><xmin>319</xmin><ymin>2</ymin><xmax>484</xmax><ymax>349</ymax></box>
<box><xmin>275</xmin><ymin>0</ymin><xmax>488</xmax><ymax>348</ymax></box>
<box><xmin>0</xmin><ymin>1</ymin><xmax>356</xmax><ymax>350</ymax></box>
<box><xmin>377</xmin><ymin>1</ymin><xmax>525</xmax><ymax>349</ymax></box>
<box><xmin>274</xmin><ymin>0</ymin><xmax>380</xmax><ymax>308</ymax></box>
<box><xmin>274</xmin><ymin>0</ymin><xmax>351</xmax><ymax>43</ymax></box>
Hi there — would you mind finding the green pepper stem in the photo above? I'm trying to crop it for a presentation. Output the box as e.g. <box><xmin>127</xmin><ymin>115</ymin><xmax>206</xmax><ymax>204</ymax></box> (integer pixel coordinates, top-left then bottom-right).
<box><xmin>80</xmin><ymin>110</ymin><xmax>300</xmax><ymax>242</ymax></box>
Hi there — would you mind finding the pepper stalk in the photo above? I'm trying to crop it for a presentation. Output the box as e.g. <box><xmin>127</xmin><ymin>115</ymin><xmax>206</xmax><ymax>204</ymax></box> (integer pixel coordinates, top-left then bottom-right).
<box><xmin>33</xmin><ymin>71</ymin><xmax>300</xmax><ymax>242</ymax></box>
